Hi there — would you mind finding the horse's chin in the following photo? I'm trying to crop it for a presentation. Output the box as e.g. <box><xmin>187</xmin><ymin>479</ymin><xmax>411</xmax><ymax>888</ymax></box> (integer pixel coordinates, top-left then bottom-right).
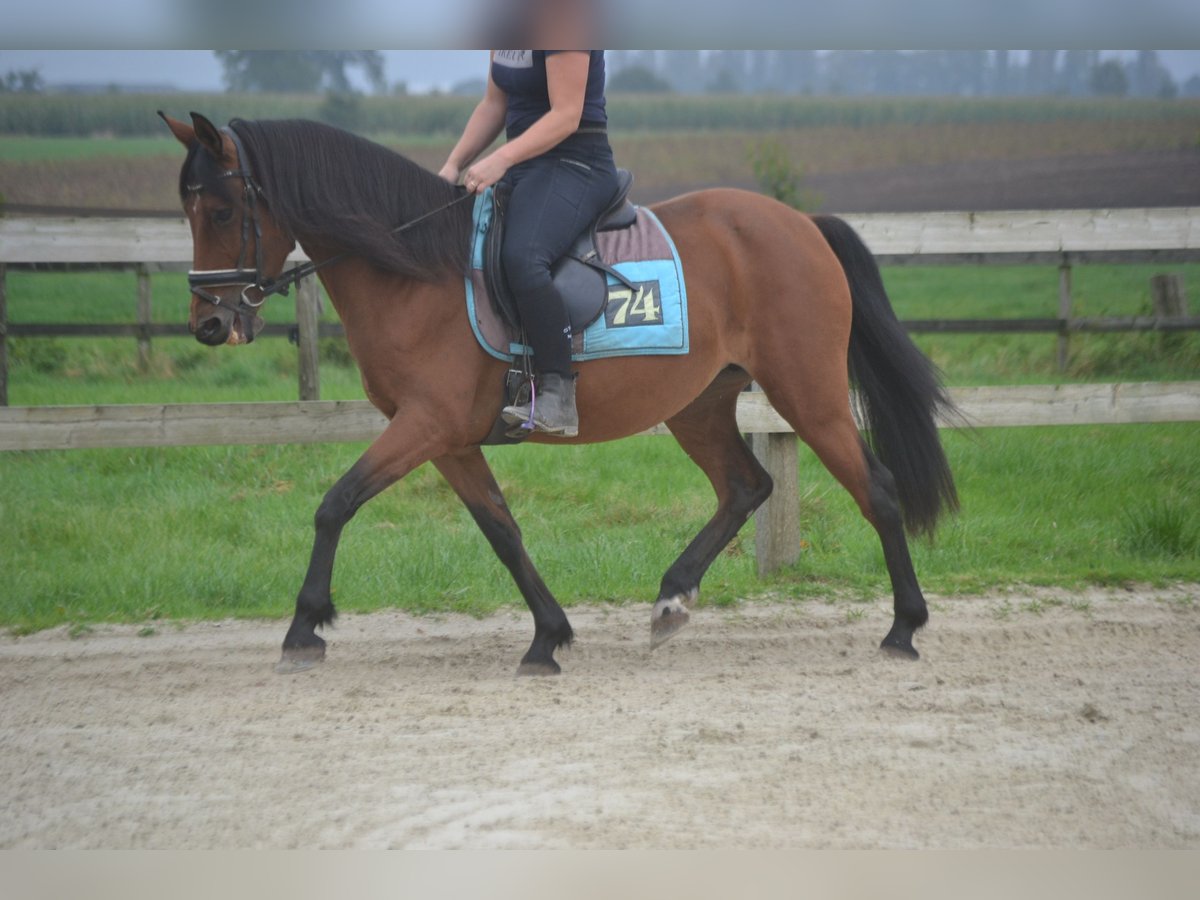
<box><xmin>233</xmin><ymin>314</ymin><xmax>266</xmax><ymax>345</ymax></box>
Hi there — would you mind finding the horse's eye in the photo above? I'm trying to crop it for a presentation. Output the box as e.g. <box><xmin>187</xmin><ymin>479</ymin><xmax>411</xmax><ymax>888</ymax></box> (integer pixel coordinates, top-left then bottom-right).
<box><xmin>212</xmin><ymin>208</ymin><xmax>235</xmax><ymax>226</ymax></box>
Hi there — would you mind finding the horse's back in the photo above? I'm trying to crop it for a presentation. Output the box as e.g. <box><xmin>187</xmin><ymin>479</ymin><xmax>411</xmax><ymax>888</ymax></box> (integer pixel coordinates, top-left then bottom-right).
<box><xmin>649</xmin><ymin>187</ymin><xmax>851</xmax><ymax>332</ymax></box>
<box><xmin>650</xmin><ymin>188</ymin><xmax>844</xmax><ymax>286</ymax></box>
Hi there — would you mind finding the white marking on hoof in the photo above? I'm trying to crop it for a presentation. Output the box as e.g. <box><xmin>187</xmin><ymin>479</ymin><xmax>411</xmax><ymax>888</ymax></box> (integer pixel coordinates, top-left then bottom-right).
<box><xmin>650</xmin><ymin>589</ymin><xmax>698</xmax><ymax>649</ymax></box>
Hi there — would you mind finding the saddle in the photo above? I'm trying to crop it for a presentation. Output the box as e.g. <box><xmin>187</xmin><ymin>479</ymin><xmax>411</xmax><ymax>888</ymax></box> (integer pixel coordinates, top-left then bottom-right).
<box><xmin>484</xmin><ymin>168</ymin><xmax>638</xmax><ymax>335</ymax></box>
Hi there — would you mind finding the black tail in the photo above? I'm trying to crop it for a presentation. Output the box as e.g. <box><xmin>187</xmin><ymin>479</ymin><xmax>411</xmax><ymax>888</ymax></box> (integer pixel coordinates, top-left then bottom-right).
<box><xmin>812</xmin><ymin>214</ymin><xmax>959</xmax><ymax>536</ymax></box>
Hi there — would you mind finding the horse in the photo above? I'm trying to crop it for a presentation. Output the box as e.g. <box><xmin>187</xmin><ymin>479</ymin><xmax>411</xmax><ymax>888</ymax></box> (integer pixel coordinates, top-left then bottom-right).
<box><xmin>160</xmin><ymin>111</ymin><xmax>959</xmax><ymax>675</ymax></box>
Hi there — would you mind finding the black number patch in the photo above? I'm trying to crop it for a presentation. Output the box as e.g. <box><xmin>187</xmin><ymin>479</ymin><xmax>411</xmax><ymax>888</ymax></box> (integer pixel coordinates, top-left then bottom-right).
<box><xmin>605</xmin><ymin>281</ymin><xmax>663</xmax><ymax>328</ymax></box>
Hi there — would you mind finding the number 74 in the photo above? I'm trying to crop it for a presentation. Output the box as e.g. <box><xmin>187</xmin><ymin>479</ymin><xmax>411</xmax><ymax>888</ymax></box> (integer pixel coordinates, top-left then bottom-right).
<box><xmin>610</xmin><ymin>285</ymin><xmax>662</xmax><ymax>325</ymax></box>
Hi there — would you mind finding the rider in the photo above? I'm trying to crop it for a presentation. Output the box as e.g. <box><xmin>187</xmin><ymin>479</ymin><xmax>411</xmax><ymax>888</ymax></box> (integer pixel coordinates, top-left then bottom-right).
<box><xmin>438</xmin><ymin>50</ymin><xmax>618</xmax><ymax>438</ymax></box>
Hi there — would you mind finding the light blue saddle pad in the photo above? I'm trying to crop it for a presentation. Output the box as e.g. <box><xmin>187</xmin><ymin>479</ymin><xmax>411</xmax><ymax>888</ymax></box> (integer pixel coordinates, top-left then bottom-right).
<box><xmin>465</xmin><ymin>188</ymin><xmax>690</xmax><ymax>363</ymax></box>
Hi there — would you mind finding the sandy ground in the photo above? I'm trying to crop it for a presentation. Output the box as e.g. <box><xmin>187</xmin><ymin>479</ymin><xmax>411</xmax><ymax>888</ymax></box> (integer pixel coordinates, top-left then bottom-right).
<box><xmin>1</xmin><ymin>586</ymin><xmax>1198</xmax><ymax>849</ymax></box>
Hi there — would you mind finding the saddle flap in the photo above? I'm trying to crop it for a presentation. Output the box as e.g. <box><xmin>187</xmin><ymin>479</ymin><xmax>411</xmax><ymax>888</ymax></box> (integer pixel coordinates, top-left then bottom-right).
<box><xmin>551</xmin><ymin>255</ymin><xmax>608</xmax><ymax>333</ymax></box>
<box><xmin>483</xmin><ymin>182</ymin><xmax>522</xmax><ymax>329</ymax></box>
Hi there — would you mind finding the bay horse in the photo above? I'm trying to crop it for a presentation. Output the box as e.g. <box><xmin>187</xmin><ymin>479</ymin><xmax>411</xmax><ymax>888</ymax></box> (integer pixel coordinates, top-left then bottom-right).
<box><xmin>161</xmin><ymin>111</ymin><xmax>958</xmax><ymax>674</ymax></box>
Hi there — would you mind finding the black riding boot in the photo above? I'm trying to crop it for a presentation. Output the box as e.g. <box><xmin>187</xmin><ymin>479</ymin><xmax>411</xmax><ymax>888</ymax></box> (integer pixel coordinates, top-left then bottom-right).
<box><xmin>502</xmin><ymin>372</ymin><xmax>579</xmax><ymax>437</ymax></box>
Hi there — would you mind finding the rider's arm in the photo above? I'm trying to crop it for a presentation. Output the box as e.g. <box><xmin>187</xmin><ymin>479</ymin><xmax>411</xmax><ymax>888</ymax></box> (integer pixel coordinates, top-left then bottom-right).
<box><xmin>437</xmin><ymin>55</ymin><xmax>508</xmax><ymax>184</ymax></box>
<box><xmin>458</xmin><ymin>51</ymin><xmax>590</xmax><ymax>193</ymax></box>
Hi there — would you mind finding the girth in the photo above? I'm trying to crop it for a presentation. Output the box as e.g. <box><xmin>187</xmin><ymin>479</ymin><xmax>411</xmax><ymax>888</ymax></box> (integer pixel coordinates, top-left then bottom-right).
<box><xmin>484</xmin><ymin>169</ymin><xmax>638</xmax><ymax>335</ymax></box>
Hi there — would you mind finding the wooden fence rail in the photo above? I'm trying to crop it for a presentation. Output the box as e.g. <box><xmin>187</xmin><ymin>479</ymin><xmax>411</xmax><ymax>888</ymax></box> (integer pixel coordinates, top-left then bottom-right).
<box><xmin>4</xmin><ymin>383</ymin><xmax>1198</xmax><ymax>454</ymax></box>
<box><xmin>2</xmin><ymin>208</ymin><xmax>1199</xmax><ymax>406</ymax></box>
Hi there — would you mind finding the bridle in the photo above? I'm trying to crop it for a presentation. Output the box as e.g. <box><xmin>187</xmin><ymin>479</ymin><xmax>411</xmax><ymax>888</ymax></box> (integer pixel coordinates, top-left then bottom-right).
<box><xmin>187</xmin><ymin>122</ymin><xmax>474</xmax><ymax>343</ymax></box>
<box><xmin>186</xmin><ymin>126</ymin><xmax>274</xmax><ymax>341</ymax></box>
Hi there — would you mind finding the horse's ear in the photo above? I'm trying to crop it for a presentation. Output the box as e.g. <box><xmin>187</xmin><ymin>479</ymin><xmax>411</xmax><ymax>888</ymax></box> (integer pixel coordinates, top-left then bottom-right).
<box><xmin>189</xmin><ymin>112</ymin><xmax>235</xmax><ymax>166</ymax></box>
<box><xmin>158</xmin><ymin>111</ymin><xmax>195</xmax><ymax>148</ymax></box>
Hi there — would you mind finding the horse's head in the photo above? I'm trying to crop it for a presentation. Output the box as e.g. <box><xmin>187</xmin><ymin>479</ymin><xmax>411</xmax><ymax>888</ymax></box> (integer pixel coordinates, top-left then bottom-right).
<box><xmin>160</xmin><ymin>111</ymin><xmax>295</xmax><ymax>346</ymax></box>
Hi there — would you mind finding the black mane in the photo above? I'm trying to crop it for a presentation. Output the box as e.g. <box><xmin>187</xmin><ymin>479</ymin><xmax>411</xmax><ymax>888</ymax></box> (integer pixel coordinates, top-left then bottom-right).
<box><xmin>200</xmin><ymin>118</ymin><xmax>473</xmax><ymax>282</ymax></box>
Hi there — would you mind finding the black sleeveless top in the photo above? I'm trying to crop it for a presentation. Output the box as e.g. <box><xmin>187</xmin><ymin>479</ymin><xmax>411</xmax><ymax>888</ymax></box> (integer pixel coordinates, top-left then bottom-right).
<box><xmin>491</xmin><ymin>50</ymin><xmax>607</xmax><ymax>139</ymax></box>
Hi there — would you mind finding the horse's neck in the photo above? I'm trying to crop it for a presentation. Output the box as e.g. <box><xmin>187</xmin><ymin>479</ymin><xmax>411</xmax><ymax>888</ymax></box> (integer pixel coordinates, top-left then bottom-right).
<box><xmin>310</xmin><ymin>253</ymin><xmax>465</xmax><ymax>349</ymax></box>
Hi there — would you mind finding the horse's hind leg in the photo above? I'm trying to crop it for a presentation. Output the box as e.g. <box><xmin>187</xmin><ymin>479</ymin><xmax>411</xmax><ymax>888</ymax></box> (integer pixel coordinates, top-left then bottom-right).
<box><xmin>858</xmin><ymin>438</ymin><xmax>928</xmax><ymax>657</ymax></box>
<box><xmin>433</xmin><ymin>447</ymin><xmax>574</xmax><ymax>675</ymax></box>
<box><xmin>754</xmin><ymin>375</ymin><xmax>928</xmax><ymax>659</ymax></box>
<box><xmin>653</xmin><ymin>366</ymin><xmax>774</xmax><ymax>647</ymax></box>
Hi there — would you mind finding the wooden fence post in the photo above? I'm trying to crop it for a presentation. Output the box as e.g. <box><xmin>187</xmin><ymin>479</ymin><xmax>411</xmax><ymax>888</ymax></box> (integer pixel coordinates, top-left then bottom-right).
<box><xmin>0</xmin><ymin>263</ymin><xmax>7</xmax><ymax>407</ymax></box>
<box><xmin>295</xmin><ymin>278</ymin><xmax>321</xmax><ymax>402</ymax></box>
<box><xmin>751</xmin><ymin>430</ymin><xmax>802</xmax><ymax>576</ymax></box>
<box><xmin>1057</xmin><ymin>259</ymin><xmax>1073</xmax><ymax>373</ymax></box>
<box><xmin>1151</xmin><ymin>273</ymin><xmax>1188</xmax><ymax>352</ymax></box>
<box><xmin>136</xmin><ymin>265</ymin><xmax>152</xmax><ymax>373</ymax></box>
<box><xmin>1151</xmin><ymin>274</ymin><xmax>1188</xmax><ymax>317</ymax></box>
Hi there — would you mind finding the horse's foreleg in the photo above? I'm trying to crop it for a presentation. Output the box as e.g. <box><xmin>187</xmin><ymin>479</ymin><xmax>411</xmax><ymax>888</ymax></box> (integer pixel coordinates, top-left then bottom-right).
<box><xmin>433</xmin><ymin>448</ymin><xmax>574</xmax><ymax>675</ymax></box>
<box><xmin>654</xmin><ymin>368</ymin><xmax>774</xmax><ymax>648</ymax></box>
<box><xmin>278</xmin><ymin>422</ymin><xmax>432</xmax><ymax>674</ymax></box>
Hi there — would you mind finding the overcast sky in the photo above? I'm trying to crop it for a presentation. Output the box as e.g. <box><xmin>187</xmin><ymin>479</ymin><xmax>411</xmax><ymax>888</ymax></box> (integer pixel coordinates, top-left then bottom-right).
<box><xmin>0</xmin><ymin>51</ymin><xmax>490</xmax><ymax>93</ymax></box>
<box><xmin>2</xmin><ymin>49</ymin><xmax>1200</xmax><ymax>93</ymax></box>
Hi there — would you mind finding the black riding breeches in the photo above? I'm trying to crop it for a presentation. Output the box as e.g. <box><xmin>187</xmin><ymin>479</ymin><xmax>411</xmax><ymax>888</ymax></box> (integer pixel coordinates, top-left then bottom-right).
<box><xmin>499</xmin><ymin>132</ymin><xmax>619</xmax><ymax>376</ymax></box>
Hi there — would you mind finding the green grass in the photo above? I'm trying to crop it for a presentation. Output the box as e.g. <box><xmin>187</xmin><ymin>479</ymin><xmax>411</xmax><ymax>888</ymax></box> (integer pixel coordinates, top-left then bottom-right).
<box><xmin>1</xmin><ymin>265</ymin><xmax>1198</xmax><ymax>633</ymax></box>
<box><xmin>4</xmin><ymin>270</ymin><xmax>365</xmax><ymax>405</ymax></box>
<box><xmin>3</xmin><ymin>92</ymin><xmax>1195</xmax><ymax>138</ymax></box>
<box><xmin>887</xmin><ymin>263</ymin><xmax>1200</xmax><ymax>384</ymax></box>
<box><xmin>1</xmin><ymin>425</ymin><xmax>1196</xmax><ymax>634</ymax></box>
<box><xmin>1120</xmin><ymin>499</ymin><xmax>1200</xmax><ymax>559</ymax></box>
<box><xmin>0</xmin><ymin>135</ymin><xmax>182</xmax><ymax>162</ymax></box>
<box><xmin>0</xmin><ymin>134</ymin><xmax>457</xmax><ymax>164</ymax></box>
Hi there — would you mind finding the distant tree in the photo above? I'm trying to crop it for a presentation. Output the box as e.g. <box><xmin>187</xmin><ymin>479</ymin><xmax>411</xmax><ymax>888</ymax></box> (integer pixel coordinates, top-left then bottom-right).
<box><xmin>1061</xmin><ymin>50</ymin><xmax>1099</xmax><ymax>96</ymax></box>
<box><xmin>1130</xmin><ymin>51</ymin><xmax>1177</xmax><ymax>99</ymax></box>
<box><xmin>1</xmin><ymin>68</ymin><xmax>45</xmax><ymax>93</ymax></box>
<box><xmin>608</xmin><ymin>66</ymin><xmax>672</xmax><ymax>93</ymax></box>
<box><xmin>449</xmin><ymin>77</ymin><xmax>486</xmax><ymax>97</ymax></box>
<box><xmin>774</xmin><ymin>51</ymin><xmax>818</xmax><ymax>94</ymax></box>
<box><xmin>706</xmin><ymin>68</ymin><xmax>742</xmax><ymax>94</ymax></box>
<box><xmin>214</xmin><ymin>51</ymin><xmax>385</xmax><ymax>94</ymax></box>
<box><xmin>748</xmin><ymin>140</ymin><xmax>820</xmax><ymax>211</ymax></box>
<box><xmin>1026</xmin><ymin>50</ymin><xmax>1059</xmax><ymax>95</ymax></box>
<box><xmin>317</xmin><ymin>91</ymin><xmax>362</xmax><ymax>131</ymax></box>
<box><xmin>1090</xmin><ymin>60</ymin><xmax>1129</xmax><ymax>97</ymax></box>
<box><xmin>658</xmin><ymin>50</ymin><xmax>706</xmax><ymax>93</ymax></box>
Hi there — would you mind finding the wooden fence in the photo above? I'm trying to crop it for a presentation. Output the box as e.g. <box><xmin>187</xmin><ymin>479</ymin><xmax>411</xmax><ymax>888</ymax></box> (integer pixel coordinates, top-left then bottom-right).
<box><xmin>2</xmin><ymin>208</ymin><xmax>1199</xmax><ymax>406</ymax></box>
<box><xmin>2</xmin><ymin>209</ymin><xmax>1199</xmax><ymax>573</ymax></box>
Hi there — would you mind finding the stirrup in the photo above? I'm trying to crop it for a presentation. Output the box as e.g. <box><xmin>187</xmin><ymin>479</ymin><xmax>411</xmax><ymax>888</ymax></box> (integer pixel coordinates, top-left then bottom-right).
<box><xmin>502</xmin><ymin>373</ymin><xmax>578</xmax><ymax>437</ymax></box>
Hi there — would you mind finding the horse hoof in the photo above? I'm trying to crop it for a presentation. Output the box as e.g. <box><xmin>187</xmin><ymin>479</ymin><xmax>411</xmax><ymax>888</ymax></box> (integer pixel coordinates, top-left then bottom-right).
<box><xmin>516</xmin><ymin>660</ymin><xmax>561</xmax><ymax>677</ymax></box>
<box><xmin>650</xmin><ymin>590</ymin><xmax>697</xmax><ymax>650</ymax></box>
<box><xmin>275</xmin><ymin>646</ymin><xmax>325</xmax><ymax>674</ymax></box>
<box><xmin>879</xmin><ymin>639</ymin><xmax>920</xmax><ymax>661</ymax></box>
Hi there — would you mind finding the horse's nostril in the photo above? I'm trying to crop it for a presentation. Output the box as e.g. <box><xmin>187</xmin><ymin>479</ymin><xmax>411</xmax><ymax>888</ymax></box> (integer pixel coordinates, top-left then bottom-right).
<box><xmin>195</xmin><ymin>317</ymin><xmax>225</xmax><ymax>345</ymax></box>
